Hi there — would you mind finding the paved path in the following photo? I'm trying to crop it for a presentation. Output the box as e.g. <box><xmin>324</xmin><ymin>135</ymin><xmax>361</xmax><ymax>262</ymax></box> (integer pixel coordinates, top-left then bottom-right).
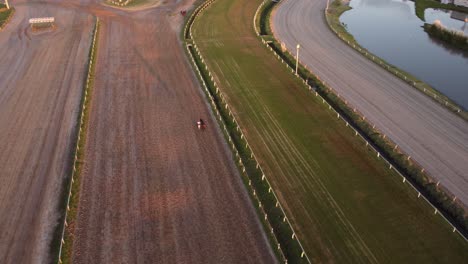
<box><xmin>273</xmin><ymin>0</ymin><xmax>468</xmax><ymax>206</ymax></box>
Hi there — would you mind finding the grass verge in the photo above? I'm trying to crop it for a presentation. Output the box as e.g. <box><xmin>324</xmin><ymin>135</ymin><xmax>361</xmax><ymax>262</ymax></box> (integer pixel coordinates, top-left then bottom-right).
<box><xmin>326</xmin><ymin>0</ymin><xmax>468</xmax><ymax>120</ymax></box>
<box><xmin>191</xmin><ymin>0</ymin><xmax>468</xmax><ymax>262</ymax></box>
<box><xmin>0</xmin><ymin>5</ymin><xmax>14</xmax><ymax>30</ymax></box>
<box><xmin>51</xmin><ymin>18</ymin><xmax>100</xmax><ymax>264</ymax></box>
<box><xmin>266</xmin><ymin>35</ymin><xmax>468</xmax><ymax>238</ymax></box>
<box><xmin>184</xmin><ymin>1</ymin><xmax>304</xmax><ymax>262</ymax></box>
<box><xmin>259</xmin><ymin>0</ymin><xmax>275</xmax><ymax>35</ymax></box>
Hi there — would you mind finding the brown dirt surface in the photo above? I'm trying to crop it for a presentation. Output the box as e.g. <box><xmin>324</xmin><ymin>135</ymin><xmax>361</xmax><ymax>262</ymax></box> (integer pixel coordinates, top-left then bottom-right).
<box><xmin>1</xmin><ymin>0</ymin><xmax>274</xmax><ymax>263</ymax></box>
<box><xmin>0</xmin><ymin>1</ymin><xmax>93</xmax><ymax>263</ymax></box>
<box><xmin>71</xmin><ymin>0</ymin><xmax>276</xmax><ymax>263</ymax></box>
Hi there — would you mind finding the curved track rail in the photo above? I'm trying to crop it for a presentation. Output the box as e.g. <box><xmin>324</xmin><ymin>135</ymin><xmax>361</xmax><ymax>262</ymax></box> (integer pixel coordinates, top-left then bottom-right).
<box><xmin>273</xmin><ymin>0</ymin><xmax>468</xmax><ymax>206</ymax></box>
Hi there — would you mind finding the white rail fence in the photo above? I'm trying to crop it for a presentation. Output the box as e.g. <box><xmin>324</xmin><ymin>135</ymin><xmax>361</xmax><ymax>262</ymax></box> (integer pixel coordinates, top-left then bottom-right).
<box><xmin>56</xmin><ymin>18</ymin><xmax>100</xmax><ymax>264</ymax></box>
<box><xmin>186</xmin><ymin>0</ymin><xmax>312</xmax><ymax>263</ymax></box>
<box><xmin>256</xmin><ymin>0</ymin><xmax>467</xmax><ymax>242</ymax></box>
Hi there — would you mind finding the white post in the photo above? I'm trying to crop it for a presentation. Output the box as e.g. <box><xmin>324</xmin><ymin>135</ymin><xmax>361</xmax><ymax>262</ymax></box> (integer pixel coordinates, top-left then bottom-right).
<box><xmin>326</xmin><ymin>0</ymin><xmax>329</xmax><ymax>13</ymax></box>
<box><xmin>295</xmin><ymin>44</ymin><xmax>300</xmax><ymax>75</ymax></box>
<box><xmin>5</xmin><ymin>0</ymin><xmax>9</xmax><ymax>9</ymax></box>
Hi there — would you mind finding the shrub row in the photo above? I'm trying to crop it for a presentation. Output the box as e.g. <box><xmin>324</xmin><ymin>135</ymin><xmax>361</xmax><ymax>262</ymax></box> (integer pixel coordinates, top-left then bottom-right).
<box><xmin>264</xmin><ymin>28</ymin><xmax>468</xmax><ymax>238</ymax></box>
<box><xmin>259</xmin><ymin>1</ymin><xmax>276</xmax><ymax>35</ymax></box>
<box><xmin>424</xmin><ymin>23</ymin><xmax>468</xmax><ymax>51</ymax></box>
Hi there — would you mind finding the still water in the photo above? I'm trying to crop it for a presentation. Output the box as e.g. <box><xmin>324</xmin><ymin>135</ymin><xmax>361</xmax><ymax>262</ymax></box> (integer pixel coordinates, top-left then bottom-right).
<box><xmin>340</xmin><ymin>0</ymin><xmax>468</xmax><ymax>109</ymax></box>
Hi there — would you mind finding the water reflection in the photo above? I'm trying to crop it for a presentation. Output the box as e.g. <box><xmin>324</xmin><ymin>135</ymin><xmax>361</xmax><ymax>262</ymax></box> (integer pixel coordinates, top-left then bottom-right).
<box><xmin>426</xmin><ymin>32</ymin><xmax>468</xmax><ymax>58</ymax></box>
<box><xmin>341</xmin><ymin>0</ymin><xmax>468</xmax><ymax>109</ymax></box>
<box><xmin>354</xmin><ymin>0</ymin><xmax>414</xmax><ymax>16</ymax></box>
<box><xmin>426</xmin><ymin>9</ymin><xmax>468</xmax><ymax>33</ymax></box>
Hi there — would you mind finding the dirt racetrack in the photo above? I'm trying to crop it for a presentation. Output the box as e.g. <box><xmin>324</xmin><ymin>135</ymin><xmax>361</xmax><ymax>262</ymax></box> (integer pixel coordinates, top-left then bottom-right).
<box><xmin>0</xmin><ymin>0</ymin><xmax>275</xmax><ymax>263</ymax></box>
<box><xmin>273</xmin><ymin>0</ymin><xmax>468</xmax><ymax>206</ymax></box>
<box><xmin>71</xmin><ymin>0</ymin><xmax>276</xmax><ymax>263</ymax></box>
<box><xmin>0</xmin><ymin>1</ymin><xmax>93</xmax><ymax>263</ymax></box>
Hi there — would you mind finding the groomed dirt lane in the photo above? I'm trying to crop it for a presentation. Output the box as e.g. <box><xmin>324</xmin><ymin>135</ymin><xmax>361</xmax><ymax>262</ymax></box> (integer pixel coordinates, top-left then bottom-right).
<box><xmin>0</xmin><ymin>1</ymin><xmax>93</xmax><ymax>263</ymax></box>
<box><xmin>72</xmin><ymin>1</ymin><xmax>276</xmax><ymax>263</ymax></box>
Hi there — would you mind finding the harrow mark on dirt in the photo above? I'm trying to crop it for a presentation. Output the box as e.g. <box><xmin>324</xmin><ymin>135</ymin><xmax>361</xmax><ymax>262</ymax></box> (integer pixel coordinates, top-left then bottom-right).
<box><xmin>0</xmin><ymin>1</ymin><xmax>93</xmax><ymax>263</ymax></box>
<box><xmin>71</xmin><ymin>0</ymin><xmax>276</xmax><ymax>263</ymax></box>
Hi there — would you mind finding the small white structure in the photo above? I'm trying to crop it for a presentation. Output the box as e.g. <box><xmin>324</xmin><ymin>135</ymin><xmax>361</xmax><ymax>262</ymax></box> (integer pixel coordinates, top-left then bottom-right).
<box><xmin>29</xmin><ymin>17</ymin><xmax>55</xmax><ymax>24</ymax></box>
<box><xmin>29</xmin><ymin>17</ymin><xmax>55</xmax><ymax>29</ymax></box>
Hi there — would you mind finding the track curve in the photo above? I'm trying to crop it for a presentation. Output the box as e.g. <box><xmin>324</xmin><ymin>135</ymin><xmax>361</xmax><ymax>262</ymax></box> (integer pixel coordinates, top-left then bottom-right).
<box><xmin>273</xmin><ymin>0</ymin><xmax>468</xmax><ymax>206</ymax></box>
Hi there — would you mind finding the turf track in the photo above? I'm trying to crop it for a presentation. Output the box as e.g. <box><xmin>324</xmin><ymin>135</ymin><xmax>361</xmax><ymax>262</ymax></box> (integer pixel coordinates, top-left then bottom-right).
<box><xmin>192</xmin><ymin>0</ymin><xmax>468</xmax><ymax>262</ymax></box>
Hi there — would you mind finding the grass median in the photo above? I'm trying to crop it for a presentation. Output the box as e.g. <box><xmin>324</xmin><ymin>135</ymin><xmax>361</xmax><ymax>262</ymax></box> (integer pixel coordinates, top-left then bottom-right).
<box><xmin>0</xmin><ymin>4</ymin><xmax>14</xmax><ymax>30</ymax></box>
<box><xmin>191</xmin><ymin>0</ymin><xmax>468</xmax><ymax>262</ymax></box>
<box><xmin>52</xmin><ymin>18</ymin><xmax>100</xmax><ymax>264</ymax></box>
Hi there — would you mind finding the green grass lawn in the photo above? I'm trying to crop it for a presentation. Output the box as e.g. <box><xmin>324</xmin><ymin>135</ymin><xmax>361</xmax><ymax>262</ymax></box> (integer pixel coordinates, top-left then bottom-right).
<box><xmin>0</xmin><ymin>5</ymin><xmax>14</xmax><ymax>29</ymax></box>
<box><xmin>191</xmin><ymin>0</ymin><xmax>468</xmax><ymax>262</ymax></box>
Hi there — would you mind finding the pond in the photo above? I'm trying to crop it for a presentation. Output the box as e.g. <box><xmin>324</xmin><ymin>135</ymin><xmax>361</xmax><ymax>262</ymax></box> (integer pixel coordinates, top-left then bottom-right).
<box><xmin>340</xmin><ymin>0</ymin><xmax>468</xmax><ymax>110</ymax></box>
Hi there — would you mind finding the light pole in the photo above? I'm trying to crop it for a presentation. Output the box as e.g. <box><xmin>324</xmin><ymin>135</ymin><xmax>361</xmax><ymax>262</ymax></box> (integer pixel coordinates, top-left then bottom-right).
<box><xmin>326</xmin><ymin>0</ymin><xmax>329</xmax><ymax>13</ymax></box>
<box><xmin>295</xmin><ymin>44</ymin><xmax>300</xmax><ymax>75</ymax></box>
